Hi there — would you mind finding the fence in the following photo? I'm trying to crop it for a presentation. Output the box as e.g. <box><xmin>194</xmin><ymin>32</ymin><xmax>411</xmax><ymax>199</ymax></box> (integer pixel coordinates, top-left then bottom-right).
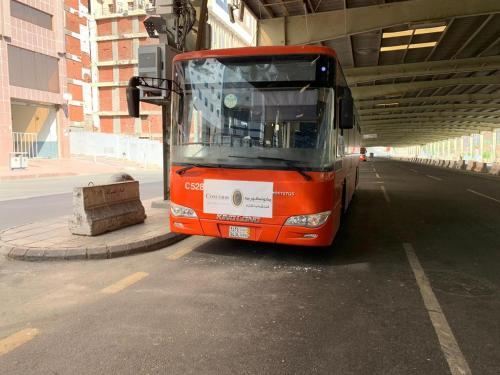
<box><xmin>70</xmin><ymin>131</ymin><xmax>163</xmax><ymax>167</ymax></box>
<box><xmin>12</xmin><ymin>132</ymin><xmax>38</xmax><ymax>158</ymax></box>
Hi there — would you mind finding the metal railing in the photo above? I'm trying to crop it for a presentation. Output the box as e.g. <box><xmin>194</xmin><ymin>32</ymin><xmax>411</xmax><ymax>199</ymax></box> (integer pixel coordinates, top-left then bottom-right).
<box><xmin>12</xmin><ymin>132</ymin><xmax>38</xmax><ymax>158</ymax></box>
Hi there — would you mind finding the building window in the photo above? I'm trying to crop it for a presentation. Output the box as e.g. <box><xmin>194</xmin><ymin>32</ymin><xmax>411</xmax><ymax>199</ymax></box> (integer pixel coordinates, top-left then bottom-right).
<box><xmin>8</xmin><ymin>45</ymin><xmax>59</xmax><ymax>93</ymax></box>
<box><xmin>10</xmin><ymin>0</ymin><xmax>52</xmax><ymax>30</ymax></box>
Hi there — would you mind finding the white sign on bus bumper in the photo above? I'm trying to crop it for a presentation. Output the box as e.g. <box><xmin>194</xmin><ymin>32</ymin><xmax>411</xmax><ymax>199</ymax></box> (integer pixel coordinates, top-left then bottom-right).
<box><xmin>203</xmin><ymin>179</ymin><xmax>273</xmax><ymax>218</ymax></box>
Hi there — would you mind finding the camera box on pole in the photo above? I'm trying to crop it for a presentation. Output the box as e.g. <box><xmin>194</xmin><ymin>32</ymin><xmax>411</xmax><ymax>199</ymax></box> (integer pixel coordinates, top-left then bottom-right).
<box><xmin>138</xmin><ymin>44</ymin><xmax>179</xmax><ymax>103</ymax></box>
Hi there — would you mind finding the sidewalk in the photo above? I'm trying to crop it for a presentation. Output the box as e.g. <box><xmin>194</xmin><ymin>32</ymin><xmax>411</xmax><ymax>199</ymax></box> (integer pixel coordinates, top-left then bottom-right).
<box><xmin>0</xmin><ymin>200</ymin><xmax>186</xmax><ymax>261</ymax></box>
<box><xmin>0</xmin><ymin>156</ymin><xmax>161</xmax><ymax>181</ymax></box>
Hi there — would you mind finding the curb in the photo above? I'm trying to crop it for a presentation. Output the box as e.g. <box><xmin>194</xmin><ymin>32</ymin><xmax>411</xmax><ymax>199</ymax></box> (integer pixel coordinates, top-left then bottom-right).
<box><xmin>3</xmin><ymin>232</ymin><xmax>188</xmax><ymax>262</ymax></box>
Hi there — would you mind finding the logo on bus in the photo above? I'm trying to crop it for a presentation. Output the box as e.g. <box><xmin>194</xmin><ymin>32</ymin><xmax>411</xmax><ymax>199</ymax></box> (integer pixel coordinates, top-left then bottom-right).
<box><xmin>232</xmin><ymin>189</ymin><xmax>243</xmax><ymax>207</ymax></box>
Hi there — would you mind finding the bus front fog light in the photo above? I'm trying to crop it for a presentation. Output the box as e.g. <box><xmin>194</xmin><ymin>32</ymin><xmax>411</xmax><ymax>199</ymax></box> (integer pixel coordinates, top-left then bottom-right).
<box><xmin>171</xmin><ymin>203</ymin><xmax>197</xmax><ymax>218</ymax></box>
<box><xmin>284</xmin><ymin>211</ymin><xmax>331</xmax><ymax>228</ymax></box>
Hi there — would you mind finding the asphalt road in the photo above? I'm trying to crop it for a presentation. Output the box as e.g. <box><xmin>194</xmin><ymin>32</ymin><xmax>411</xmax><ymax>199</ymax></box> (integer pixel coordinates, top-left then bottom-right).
<box><xmin>0</xmin><ymin>159</ymin><xmax>499</xmax><ymax>374</ymax></box>
<box><xmin>0</xmin><ymin>172</ymin><xmax>163</xmax><ymax>230</ymax></box>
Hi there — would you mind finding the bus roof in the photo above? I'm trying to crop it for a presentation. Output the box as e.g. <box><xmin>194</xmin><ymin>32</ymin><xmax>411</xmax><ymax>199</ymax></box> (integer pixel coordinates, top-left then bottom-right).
<box><xmin>173</xmin><ymin>45</ymin><xmax>337</xmax><ymax>63</ymax></box>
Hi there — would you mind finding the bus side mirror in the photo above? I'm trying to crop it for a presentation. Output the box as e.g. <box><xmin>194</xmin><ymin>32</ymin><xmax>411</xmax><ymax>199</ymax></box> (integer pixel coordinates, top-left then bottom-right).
<box><xmin>340</xmin><ymin>97</ymin><xmax>354</xmax><ymax>129</ymax></box>
<box><xmin>127</xmin><ymin>77</ymin><xmax>141</xmax><ymax>118</ymax></box>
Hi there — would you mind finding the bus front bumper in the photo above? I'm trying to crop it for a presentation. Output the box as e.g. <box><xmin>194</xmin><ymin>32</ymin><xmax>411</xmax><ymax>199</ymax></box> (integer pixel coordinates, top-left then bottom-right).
<box><xmin>169</xmin><ymin>216</ymin><xmax>336</xmax><ymax>247</ymax></box>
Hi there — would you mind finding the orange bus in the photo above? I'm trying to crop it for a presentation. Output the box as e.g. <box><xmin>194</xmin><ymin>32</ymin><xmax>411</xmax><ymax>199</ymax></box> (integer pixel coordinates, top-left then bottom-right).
<box><xmin>169</xmin><ymin>46</ymin><xmax>361</xmax><ymax>246</ymax></box>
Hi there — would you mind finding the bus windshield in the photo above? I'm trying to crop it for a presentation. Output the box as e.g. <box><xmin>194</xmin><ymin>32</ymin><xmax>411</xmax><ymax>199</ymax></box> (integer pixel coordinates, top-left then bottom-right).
<box><xmin>172</xmin><ymin>55</ymin><xmax>336</xmax><ymax>171</ymax></box>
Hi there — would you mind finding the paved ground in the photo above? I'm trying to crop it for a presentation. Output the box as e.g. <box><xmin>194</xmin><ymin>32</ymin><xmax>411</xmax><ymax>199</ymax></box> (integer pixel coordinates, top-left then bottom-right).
<box><xmin>0</xmin><ymin>180</ymin><xmax>163</xmax><ymax>230</ymax></box>
<box><xmin>0</xmin><ymin>156</ymin><xmax>160</xmax><ymax>181</ymax></box>
<box><xmin>0</xmin><ymin>199</ymin><xmax>184</xmax><ymax>261</ymax></box>
<box><xmin>0</xmin><ymin>158</ymin><xmax>499</xmax><ymax>374</ymax></box>
<box><xmin>0</xmin><ymin>170</ymin><xmax>162</xmax><ymax>203</ymax></box>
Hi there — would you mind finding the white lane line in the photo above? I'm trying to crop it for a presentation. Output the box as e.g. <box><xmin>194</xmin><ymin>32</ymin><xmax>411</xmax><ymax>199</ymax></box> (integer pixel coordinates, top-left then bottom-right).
<box><xmin>404</xmin><ymin>243</ymin><xmax>471</xmax><ymax>375</ymax></box>
<box><xmin>372</xmin><ymin>168</ymin><xmax>376</xmax><ymax>172</ymax></box>
<box><xmin>466</xmin><ymin>189</ymin><xmax>500</xmax><ymax>204</ymax></box>
<box><xmin>380</xmin><ymin>185</ymin><xmax>391</xmax><ymax>203</ymax></box>
<box><xmin>375</xmin><ymin>173</ymin><xmax>381</xmax><ymax>179</ymax></box>
<box><xmin>426</xmin><ymin>174</ymin><xmax>443</xmax><ymax>181</ymax></box>
<box><xmin>409</xmin><ymin>168</ymin><xmax>418</xmax><ymax>173</ymax></box>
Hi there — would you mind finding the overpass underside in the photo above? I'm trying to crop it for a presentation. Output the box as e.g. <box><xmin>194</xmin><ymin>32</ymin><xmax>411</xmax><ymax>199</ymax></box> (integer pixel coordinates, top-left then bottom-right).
<box><xmin>245</xmin><ymin>0</ymin><xmax>500</xmax><ymax>163</ymax></box>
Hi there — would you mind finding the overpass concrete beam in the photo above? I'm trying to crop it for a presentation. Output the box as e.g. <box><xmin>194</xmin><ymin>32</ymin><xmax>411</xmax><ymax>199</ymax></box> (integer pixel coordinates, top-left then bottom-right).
<box><xmin>361</xmin><ymin>111</ymin><xmax>500</xmax><ymax>121</ymax></box>
<box><xmin>358</xmin><ymin>93</ymin><xmax>500</xmax><ymax>108</ymax></box>
<box><xmin>359</xmin><ymin>103</ymin><xmax>500</xmax><ymax>115</ymax></box>
<box><xmin>258</xmin><ymin>0</ymin><xmax>500</xmax><ymax>45</ymax></box>
<box><xmin>345</xmin><ymin>56</ymin><xmax>500</xmax><ymax>84</ymax></box>
<box><xmin>352</xmin><ymin>75</ymin><xmax>500</xmax><ymax>100</ymax></box>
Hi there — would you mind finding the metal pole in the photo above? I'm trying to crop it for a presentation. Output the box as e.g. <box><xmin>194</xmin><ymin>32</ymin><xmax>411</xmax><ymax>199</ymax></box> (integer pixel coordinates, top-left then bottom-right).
<box><xmin>196</xmin><ymin>0</ymin><xmax>209</xmax><ymax>51</ymax></box>
<box><xmin>162</xmin><ymin>104</ymin><xmax>170</xmax><ymax>200</ymax></box>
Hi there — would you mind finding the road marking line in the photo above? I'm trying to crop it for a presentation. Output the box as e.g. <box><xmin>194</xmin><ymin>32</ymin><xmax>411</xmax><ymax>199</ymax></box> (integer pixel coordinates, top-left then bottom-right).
<box><xmin>375</xmin><ymin>173</ymin><xmax>381</xmax><ymax>179</ymax></box>
<box><xmin>380</xmin><ymin>185</ymin><xmax>391</xmax><ymax>203</ymax></box>
<box><xmin>426</xmin><ymin>174</ymin><xmax>443</xmax><ymax>181</ymax></box>
<box><xmin>467</xmin><ymin>189</ymin><xmax>500</xmax><ymax>204</ymax></box>
<box><xmin>404</xmin><ymin>243</ymin><xmax>471</xmax><ymax>375</ymax></box>
<box><xmin>0</xmin><ymin>328</ymin><xmax>40</xmax><ymax>356</ymax></box>
<box><xmin>101</xmin><ymin>272</ymin><xmax>149</xmax><ymax>294</ymax></box>
<box><xmin>166</xmin><ymin>237</ymin><xmax>207</xmax><ymax>260</ymax></box>
<box><xmin>410</xmin><ymin>168</ymin><xmax>418</xmax><ymax>173</ymax></box>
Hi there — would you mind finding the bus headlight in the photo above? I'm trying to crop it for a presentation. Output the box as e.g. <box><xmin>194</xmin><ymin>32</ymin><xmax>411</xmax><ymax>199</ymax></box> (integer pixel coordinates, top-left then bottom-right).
<box><xmin>284</xmin><ymin>211</ymin><xmax>331</xmax><ymax>228</ymax></box>
<box><xmin>171</xmin><ymin>202</ymin><xmax>197</xmax><ymax>218</ymax></box>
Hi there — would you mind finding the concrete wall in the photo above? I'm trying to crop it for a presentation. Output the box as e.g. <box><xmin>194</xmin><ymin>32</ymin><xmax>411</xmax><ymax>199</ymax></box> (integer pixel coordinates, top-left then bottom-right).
<box><xmin>70</xmin><ymin>131</ymin><xmax>163</xmax><ymax>167</ymax></box>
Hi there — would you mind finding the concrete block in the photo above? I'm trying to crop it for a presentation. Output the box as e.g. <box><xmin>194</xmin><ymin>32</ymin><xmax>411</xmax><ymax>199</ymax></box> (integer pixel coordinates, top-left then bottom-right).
<box><xmin>455</xmin><ymin>160</ymin><xmax>467</xmax><ymax>170</ymax></box>
<box><xmin>69</xmin><ymin>181</ymin><xmax>146</xmax><ymax>236</ymax></box>
<box><xmin>466</xmin><ymin>161</ymin><xmax>476</xmax><ymax>171</ymax></box>
<box><xmin>489</xmin><ymin>163</ymin><xmax>500</xmax><ymax>176</ymax></box>
<box><xmin>473</xmin><ymin>162</ymin><xmax>488</xmax><ymax>173</ymax></box>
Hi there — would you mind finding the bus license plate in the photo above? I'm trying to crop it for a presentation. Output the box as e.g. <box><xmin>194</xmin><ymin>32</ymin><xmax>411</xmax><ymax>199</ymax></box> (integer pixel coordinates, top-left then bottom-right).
<box><xmin>229</xmin><ymin>226</ymin><xmax>250</xmax><ymax>239</ymax></box>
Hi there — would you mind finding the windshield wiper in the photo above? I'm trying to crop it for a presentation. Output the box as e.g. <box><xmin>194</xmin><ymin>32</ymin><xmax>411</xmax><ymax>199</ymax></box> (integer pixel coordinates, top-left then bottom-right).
<box><xmin>176</xmin><ymin>163</ymin><xmax>219</xmax><ymax>175</ymax></box>
<box><xmin>228</xmin><ymin>155</ymin><xmax>312</xmax><ymax>181</ymax></box>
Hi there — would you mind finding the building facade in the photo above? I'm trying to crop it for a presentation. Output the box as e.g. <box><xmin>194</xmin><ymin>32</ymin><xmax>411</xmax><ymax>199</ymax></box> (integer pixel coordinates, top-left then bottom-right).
<box><xmin>0</xmin><ymin>0</ymin><xmax>93</xmax><ymax>167</ymax></box>
<box><xmin>89</xmin><ymin>0</ymin><xmax>256</xmax><ymax>139</ymax></box>
<box><xmin>0</xmin><ymin>0</ymin><xmax>256</xmax><ymax>167</ymax></box>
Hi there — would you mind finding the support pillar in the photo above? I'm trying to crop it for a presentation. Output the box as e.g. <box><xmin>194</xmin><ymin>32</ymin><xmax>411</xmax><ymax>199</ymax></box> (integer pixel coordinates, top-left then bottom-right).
<box><xmin>0</xmin><ymin>37</ymin><xmax>12</xmax><ymax>167</ymax></box>
<box><xmin>162</xmin><ymin>104</ymin><xmax>170</xmax><ymax>200</ymax></box>
<box><xmin>492</xmin><ymin>128</ymin><xmax>497</xmax><ymax>163</ymax></box>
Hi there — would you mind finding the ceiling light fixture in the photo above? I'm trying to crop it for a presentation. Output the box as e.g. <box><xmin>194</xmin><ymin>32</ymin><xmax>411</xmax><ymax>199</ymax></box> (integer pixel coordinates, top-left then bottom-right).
<box><xmin>408</xmin><ymin>41</ymin><xmax>437</xmax><ymax>49</ymax></box>
<box><xmin>414</xmin><ymin>26</ymin><xmax>446</xmax><ymax>35</ymax></box>
<box><xmin>382</xmin><ymin>25</ymin><xmax>446</xmax><ymax>39</ymax></box>
<box><xmin>382</xmin><ymin>30</ymin><xmax>413</xmax><ymax>38</ymax></box>
<box><xmin>380</xmin><ymin>41</ymin><xmax>437</xmax><ymax>52</ymax></box>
